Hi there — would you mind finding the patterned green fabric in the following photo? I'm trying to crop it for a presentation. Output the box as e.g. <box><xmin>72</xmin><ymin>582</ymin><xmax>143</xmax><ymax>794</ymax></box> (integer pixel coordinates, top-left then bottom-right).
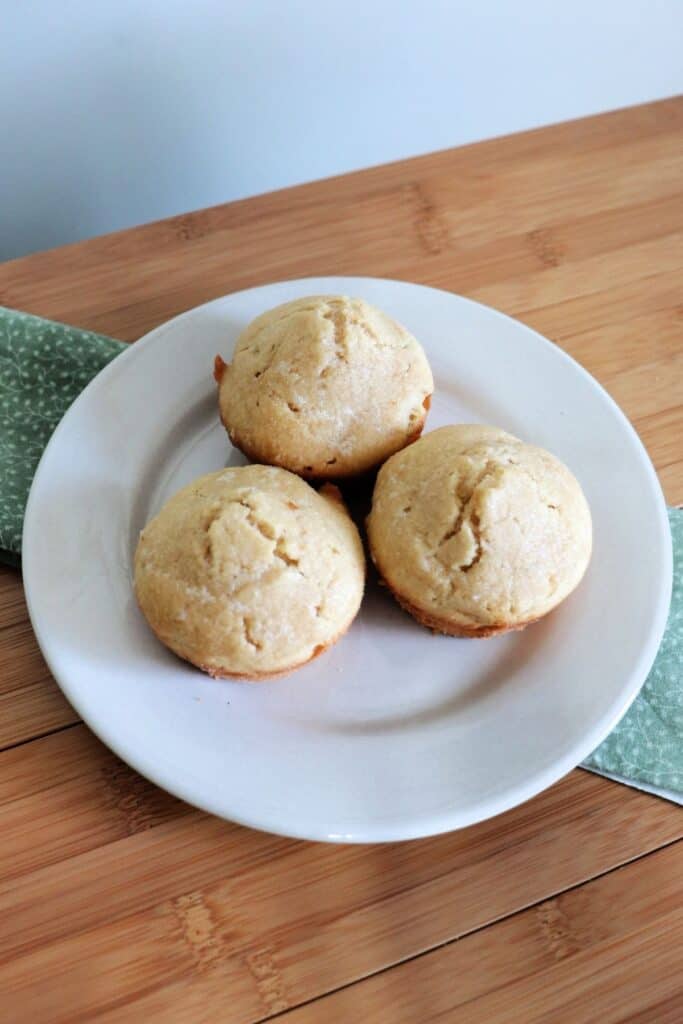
<box><xmin>0</xmin><ymin>307</ymin><xmax>125</xmax><ymax>563</ymax></box>
<box><xmin>0</xmin><ymin>305</ymin><xmax>681</xmax><ymax>799</ymax></box>
<box><xmin>584</xmin><ymin>507</ymin><xmax>682</xmax><ymax>790</ymax></box>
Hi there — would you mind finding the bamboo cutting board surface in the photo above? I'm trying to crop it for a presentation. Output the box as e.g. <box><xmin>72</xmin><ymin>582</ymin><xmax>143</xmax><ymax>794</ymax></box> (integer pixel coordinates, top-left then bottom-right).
<box><xmin>0</xmin><ymin>97</ymin><xmax>682</xmax><ymax>1022</ymax></box>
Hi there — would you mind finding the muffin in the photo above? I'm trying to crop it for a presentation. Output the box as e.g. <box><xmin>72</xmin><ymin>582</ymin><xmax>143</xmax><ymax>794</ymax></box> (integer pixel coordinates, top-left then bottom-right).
<box><xmin>367</xmin><ymin>425</ymin><xmax>592</xmax><ymax>636</ymax></box>
<box><xmin>215</xmin><ymin>295</ymin><xmax>433</xmax><ymax>480</ymax></box>
<box><xmin>134</xmin><ymin>465</ymin><xmax>365</xmax><ymax>678</ymax></box>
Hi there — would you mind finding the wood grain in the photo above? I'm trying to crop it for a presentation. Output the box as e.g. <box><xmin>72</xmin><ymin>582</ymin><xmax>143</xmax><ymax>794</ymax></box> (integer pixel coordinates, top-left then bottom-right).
<box><xmin>0</xmin><ymin>97</ymin><xmax>681</xmax><ymax>1021</ymax></box>
<box><xmin>278</xmin><ymin>839</ymin><xmax>683</xmax><ymax>1024</ymax></box>
<box><xmin>0</xmin><ymin>96</ymin><xmax>681</xmax><ymax>340</ymax></box>
<box><xmin>0</xmin><ymin>566</ymin><xmax>80</xmax><ymax>750</ymax></box>
<box><xmin>0</xmin><ymin>727</ymin><xmax>188</xmax><ymax>882</ymax></box>
<box><xmin>1</xmin><ymin>743</ymin><xmax>682</xmax><ymax>1023</ymax></box>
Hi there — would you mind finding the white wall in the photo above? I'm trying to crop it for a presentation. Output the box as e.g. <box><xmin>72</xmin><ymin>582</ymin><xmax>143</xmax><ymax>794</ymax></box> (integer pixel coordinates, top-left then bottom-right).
<box><xmin>2</xmin><ymin>0</ymin><xmax>681</xmax><ymax>261</ymax></box>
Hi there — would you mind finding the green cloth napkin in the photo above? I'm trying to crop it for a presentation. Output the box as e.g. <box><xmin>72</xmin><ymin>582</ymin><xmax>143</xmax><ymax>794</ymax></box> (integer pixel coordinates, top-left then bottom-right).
<box><xmin>0</xmin><ymin>307</ymin><xmax>125</xmax><ymax>565</ymax></box>
<box><xmin>1</xmin><ymin>305</ymin><xmax>681</xmax><ymax>802</ymax></box>
<box><xmin>583</xmin><ymin>506</ymin><xmax>683</xmax><ymax>801</ymax></box>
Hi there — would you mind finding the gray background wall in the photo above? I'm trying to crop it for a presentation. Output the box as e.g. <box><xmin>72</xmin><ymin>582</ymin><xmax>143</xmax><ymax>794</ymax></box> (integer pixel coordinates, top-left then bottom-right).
<box><xmin>2</xmin><ymin>0</ymin><xmax>681</xmax><ymax>261</ymax></box>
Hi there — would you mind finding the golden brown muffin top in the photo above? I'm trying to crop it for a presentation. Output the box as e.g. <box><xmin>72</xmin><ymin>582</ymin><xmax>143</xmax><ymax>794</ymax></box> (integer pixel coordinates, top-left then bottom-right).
<box><xmin>135</xmin><ymin>465</ymin><xmax>365</xmax><ymax>677</ymax></box>
<box><xmin>367</xmin><ymin>424</ymin><xmax>592</xmax><ymax>631</ymax></box>
<box><xmin>217</xmin><ymin>295</ymin><xmax>433</xmax><ymax>479</ymax></box>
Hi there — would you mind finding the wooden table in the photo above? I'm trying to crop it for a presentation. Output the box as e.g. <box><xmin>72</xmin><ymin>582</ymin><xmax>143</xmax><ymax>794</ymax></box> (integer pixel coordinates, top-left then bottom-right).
<box><xmin>1</xmin><ymin>97</ymin><xmax>682</xmax><ymax>1023</ymax></box>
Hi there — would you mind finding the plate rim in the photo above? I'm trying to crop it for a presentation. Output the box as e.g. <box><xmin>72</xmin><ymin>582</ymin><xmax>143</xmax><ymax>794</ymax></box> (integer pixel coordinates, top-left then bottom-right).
<box><xmin>22</xmin><ymin>276</ymin><xmax>673</xmax><ymax>842</ymax></box>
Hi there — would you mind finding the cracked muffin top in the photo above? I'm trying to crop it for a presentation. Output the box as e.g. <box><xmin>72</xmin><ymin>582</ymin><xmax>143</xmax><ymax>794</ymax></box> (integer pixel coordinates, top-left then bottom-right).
<box><xmin>215</xmin><ymin>295</ymin><xmax>434</xmax><ymax>480</ymax></box>
<box><xmin>134</xmin><ymin>465</ymin><xmax>365</xmax><ymax>678</ymax></box>
<box><xmin>366</xmin><ymin>424</ymin><xmax>592</xmax><ymax>636</ymax></box>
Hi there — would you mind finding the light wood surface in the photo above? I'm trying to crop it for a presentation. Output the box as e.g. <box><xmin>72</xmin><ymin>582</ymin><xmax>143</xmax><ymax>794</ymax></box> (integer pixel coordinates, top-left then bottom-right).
<box><xmin>1</xmin><ymin>97</ymin><xmax>681</xmax><ymax>1022</ymax></box>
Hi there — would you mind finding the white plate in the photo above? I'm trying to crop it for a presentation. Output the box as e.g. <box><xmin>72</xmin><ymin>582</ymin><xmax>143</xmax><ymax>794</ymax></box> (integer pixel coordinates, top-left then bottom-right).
<box><xmin>23</xmin><ymin>277</ymin><xmax>672</xmax><ymax>842</ymax></box>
